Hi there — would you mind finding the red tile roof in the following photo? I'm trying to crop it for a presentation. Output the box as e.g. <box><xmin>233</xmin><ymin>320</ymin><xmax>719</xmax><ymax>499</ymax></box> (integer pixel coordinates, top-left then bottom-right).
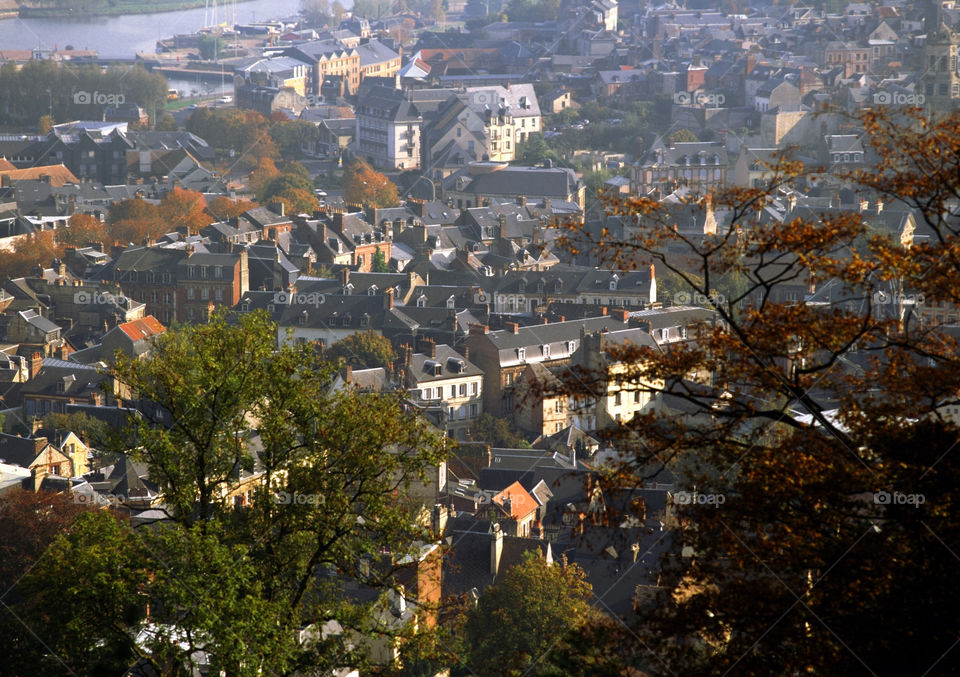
<box><xmin>493</xmin><ymin>481</ymin><xmax>539</xmax><ymax>520</ymax></box>
<box><xmin>118</xmin><ymin>316</ymin><xmax>165</xmax><ymax>342</ymax></box>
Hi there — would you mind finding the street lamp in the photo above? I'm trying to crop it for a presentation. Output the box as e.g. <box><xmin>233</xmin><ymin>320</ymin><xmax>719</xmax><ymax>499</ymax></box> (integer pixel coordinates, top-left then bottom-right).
<box><xmin>408</xmin><ymin>174</ymin><xmax>436</xmax><ymax>201</ymax></box>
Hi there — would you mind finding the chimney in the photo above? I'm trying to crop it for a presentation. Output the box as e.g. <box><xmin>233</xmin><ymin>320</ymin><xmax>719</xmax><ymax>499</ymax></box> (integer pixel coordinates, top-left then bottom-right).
<box><xmin>384</xmin><ymin>287</ymin><xmax>394</xmax><ymax>310</ymax></box>
<box><xmin>505</xmin><ymin>321</ymin><xmax>519</xmax><ymax>334</ymax></box>
<box><xmin>558</xmin><ymin>315</ymin><xmax>565</xmax><ymax>322</ymax></box>
<box><xmin>600</xmin><ymin>306</ymin><xmax>607</xmax><ymax>316</ymax></box>
<box><xmin>418</xmin><ymin>337</ymin><xmax>436</xmax><ymax>358</ymax></box>
<box><xmin>612</xmin><ymin>308</ymin><xmax>629</xmax><ymax>322</ymax></box>
<box><xmin>517</xmin><ymin>195</ymin><xmax>527</xmax><ymax>207</ymax></box>
<box><xmin>31</xmin><ymin>465</ymin><xmax>48</xmax><ymax>492</ymax></box>
<box><xmin>469</xmin><ymin>323</ymin><xmax>489</xmax><ymax>336</ymax></box>
<box><xmin>340</xmin><ymin>364</ymin><xmax>352</xmax><ymax>383</ymax></box>
<box><xmin>875</xmin><ymin>198</ymin><xmax>883</xmax><ymax>214</ymax></box>
<box><xmin>270</xmin><ymin>201</ymin><xmax>285</xmax><ymax>217</ymax></box>
<box><xmin>29</xmin><ymin>352</ymin><xmax>43</xmax><ymax>379</ymax></box>
<box><xmin>340</xmin><ymin>267</ymin><xmax>350</xmax><ymax>288</ymax></box>
<box><xmin>490</xmin><ymin>522</ymin><xmax>504</xmax><ymax>576</ymax></box>
<box><xmin>432</xmin><ymin>503</ymin><xmax>449</xmax><ymax>535</ymax></box>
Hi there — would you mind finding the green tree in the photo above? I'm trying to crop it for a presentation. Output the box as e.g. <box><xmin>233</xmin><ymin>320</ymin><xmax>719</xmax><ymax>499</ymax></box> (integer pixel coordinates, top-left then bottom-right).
<box><xmin>324</xmin><ymin>329</ymin><xmax>396</xmax><ymax>369</ymax></box>
<box><xmin>96</xmin><ymin>309</ymin><xmax>447</xmax><ymax>673</ymax></box>
<box><xmin>515</xmin><ymin>133</ymin><xmax>551</xmax><ymax>166</ymax></box>
<box><xmin>463</xmin><ymin>552</ymin><xmax>600</xmax><ymax>676</ymax></box>
<box><xmin>197</xmin><ymin>33</ymin><xmax>222</xmax><ymax>60</ymax></box>
<box><xmin>669</xmin><ymin>128</ymin><xmax>699</xmax><ymax>143</ymax></box>
<box><xmin>371</xmin><ymin>245</ymin><xmax>390</xmax><ymax>272</ymax></box>
<box><xmin>468</xmin><ymin>413</ymin><xmax>530</xmax><ymax>448</ymax></box>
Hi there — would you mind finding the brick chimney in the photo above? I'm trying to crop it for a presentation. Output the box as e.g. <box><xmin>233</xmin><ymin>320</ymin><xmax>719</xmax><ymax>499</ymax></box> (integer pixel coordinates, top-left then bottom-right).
<box><xmin>418</xmin><ymin>337</ymin><xmax>436</xmax><ymax>358</ymax></box>
<box><xmin>505</xmin><ymin>321</ymin><xmax>519</xmax><ymax>334</ymax></box>
<box><xmin>612</xmin><ymin>309</ymin><xmax>629</xmax><ymax>322</ymax></box>
<box><xmin>340</xmin><ymin>267</ymin><xmax>350</xmax><ymax>287</ymax></box>
<box><xmin>29</xmin><ymin>352</ymin><xmax>43</xmax><ymax>379</ymax></box>
<box><xmin>469</xmin><ymin>323</ymin><xmax>489</xmax><ymax>335</ymax></box>
<box><xmin>384</xmin><ymin>287</ymin><xmax>394</xmax><ymax>310</ymax></box>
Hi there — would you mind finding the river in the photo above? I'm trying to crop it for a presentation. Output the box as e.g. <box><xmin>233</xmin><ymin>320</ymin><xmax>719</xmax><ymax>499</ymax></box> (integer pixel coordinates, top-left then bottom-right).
<box><xmin>0</xmin><ymin>0</ymin><xmax>328</xmax><ymax>59</ymax></box>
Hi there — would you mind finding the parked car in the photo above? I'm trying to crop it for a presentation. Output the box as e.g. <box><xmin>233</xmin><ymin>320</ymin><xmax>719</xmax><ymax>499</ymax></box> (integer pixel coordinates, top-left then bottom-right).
<box><xmin>218</xmin><ymin>95</ymin><xmax>233</xmax><ymax>104</ymax></box>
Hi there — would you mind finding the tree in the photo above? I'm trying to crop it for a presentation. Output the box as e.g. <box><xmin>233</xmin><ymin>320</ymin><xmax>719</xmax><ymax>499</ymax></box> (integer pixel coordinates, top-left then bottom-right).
<box><xmin>468</xmin><ymin>413</ymin><xmax>530</xmax><ymax>448</ymax></box>
<box><xmin>332</xmin><ymin>0</ymin><xmax>346</xmax><ymax>23</ymax></box>
<box><xmin>86</xmin><ymin>309</ymin><xmax>448</xmax><ymax>673</ymax></box>
<box><xmin>0</xmin><ymin>230</ymin><xmax>62</xmax><ymax>278</ymax></box>
<box><xmin>159</xmin><ymin>186</ymin><xmax>213</xmax><ymax>235</ymax></box>
<box><xmin>257</xmin><ymin>169</ymin><xmax>319</xmax><ymax>214</ymax></box>
<box><xmin>324</xmin><ymin>329</ymin><xmax>396</xmax><ymax>369</ymax></box>
<box><xmin>515</xmin><ymin>133</ymin><xmax>551</xmax><ymax>166</ymax></box>
<box><xmin>154</xmin><ymin>112</ymin><xmax>178</xmax><ymax>131</ymax></box>
<box><xmin>37</xmin><ymin>113</ymin><xmax>54</xmax><ymax>134</ymax></box>
<box><xmin>669</xmin><ymin>127</ymin><xmax>699</xmax><ymax>143</ymax></box>
<box><xmin>106</xmin><ymin>197</ymin><xmax>166</xmax><ymax>244</ymax></box>
<box><xmin>371</xmin><ymin>245</ymin><xmax>390</xmax><ymax>272</ymax></box>
<box><xmin>206</xmin><ymin>195</ymin><xmax>258</xmax><ymax>221</ymax></box>
<box><xmin>463</xmin><ymin>552</ymin><xmax>601</xmax><ymax>676</ymax></box>
<box><xmin>546</xmin><ymin>107</ymin><xmax>960</xmax><ymax>675</ymax></box>
<box><xmin>342</xmin><ymin>159</ymin><xmax>400</xmax><ymax>207</ymax></box>
<box><xmin>301</xmin><ymin>0</ymin><xmax>331</xmax><ymax>25</ymax></box>
<box><xmin>197</xmin><ymin>33</ymin><xmax>222</xmax><ymax>60</ymax></box>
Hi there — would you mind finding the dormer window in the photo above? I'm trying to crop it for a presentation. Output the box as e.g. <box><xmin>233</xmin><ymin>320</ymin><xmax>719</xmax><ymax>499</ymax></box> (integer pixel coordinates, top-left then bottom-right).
<box><xmin>446</xmin><ymin>296</ymin><xmax>456</xmax><ymax>309</ymax></box>
<box><xmin>517</xmin><ymin>347</ymin><xmax>526</xmax><ymax>361</ymax></box>
<box><xmin>241</xmin><ymin>301</ymin><xmax>250</xmax><ymax>312</ymax></box>
<box><xmin>518</xmin><ymin>279</ymin><xmax>527</xmax><ymax>293</ymax></box>
<box><xmin>360</xmin><ymin>314</ymin><xmax>370</xmax><ymax>328</ymax></box>
<box><xmin>609</xmin><ymin>274</ymin><xmax>619</xmax><ymax>291</ymax></box>
<box><xmin>542</xmin><ymin>344</ymin><xmax>551</xmax><ymax>358</ymax></box>
<box><xmin>368</xmin><ymin>285</ymin><xmax>378</xmax><ymax>295</ymax></box>
<box><xmin>417</xmin><ymin>295</ymin><xmax>427</xmax><ymax>307</ymax></box>
<box><xmin>567</xmin><ymin>339</ymin><xmax>577</xmax><ymax>353</ymax></box>
<box><xmin>554</xmin><ymin>279</ymin><xmax>562</xmax><ymax>292</ymax></box>
<box><xmin>343</xmin><ymin>283</ymin><xmax>354</xmax><ymax>294</ymax></box>
<box><xmin>298</xmin><ymin>310</ymin><xmax>308</xmax><ymax>326</ymax></box>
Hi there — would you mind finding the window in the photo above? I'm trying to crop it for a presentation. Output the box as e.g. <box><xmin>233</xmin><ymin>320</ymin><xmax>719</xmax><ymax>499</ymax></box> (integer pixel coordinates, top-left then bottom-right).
<box><xmin>450</xmin><ymin>385</ymin><xmax>457</xmax><ymax>398</ymax></box>
<box><xmin>214</xmin><ymin>266</ymin><xmax>223</xmax><ymax>279</ymax></box>
<box><xmin>186</xmin><ymin>287</ymin><xmax>195</xmax><ymax>300</ymax></box>
<box><xmin>470</xmin><ymin>382</ymin><xmax>478</xmax><ymax>395</ymax></box>
<box><xmin>215</xmin><ymin>288</ymin><xmax>223</xmax><ymax>301</ymax></box>
<box><xmin>615</xmin><ymin>392</ymin><xmax>622</xmax><ymax>406</ymax></box>
<box><xmin>554</xmin><ymin>399</ymin><xmax>563</xmax><ymax>413</ymax></box>
<box><xmin>164</xmin><ymin>292</ymin><xmax>172</xmax><ymax>304</ymax></box>
<box><xmin>634</xmin><ymin>391</ymin><xmax>641</xmax><ymax>403</ymax></box>
<box><xmin>517</xmin><ymin>348</ymin><xmax>526</xmax><ymax>361</ymax></box>
<box><xmin>542</xmin><ymin>344</ymin><xmax>550</xmax><ymax>358</ymax></box>
<box><xmin>505</xmin><ymin>373</ymin><xmax>514</xmax><ymax>386</ymax></box>
<box><xmin>459</xmin><ymin>383</ymin><xmax>467</xmax><ymax>396</ymax></box>
<box><xmin>422</xmin><ymin>388</ymin><xmax>430</xmax><ymax>400</ymax></box>
<box><xmin>458</xmin><ymin>406</ymin><xmax>466</xmax><ymax>420</ymax></box>
<box><xmin>469</xmin><ymin>403</ymin><xmax>478</xmax><ymax>417</ymax></box>
<box><xmin>201</xmin><ymin>287</ymin><xmax>209</xmax><ymax>300</ymax></box>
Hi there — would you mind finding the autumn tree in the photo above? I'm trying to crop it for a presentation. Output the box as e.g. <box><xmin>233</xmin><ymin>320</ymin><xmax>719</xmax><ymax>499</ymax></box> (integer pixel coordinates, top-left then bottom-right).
<box><xmin>343</xmin><ymin>158</ymin><xmax>401</xmax><ymax>208</ymax></box>
<box><xmin>206</xmin><ymin>195</ymin><xmax>258</xmax><ymax>221</ymax></box>
<box><xmin>0</xmin><ymin>229</ymin><xmax>61</xmax><ymax>278</ymax></box>
<box><xmin>58</xmin><ymin>213</ymin><xmax>107</xmax><ymax>248</ymax></box>
<box><xmin>158</xmin><ymin>186</ymin><xmax>213</xmax><ymax>235</ymax></box>
<box><xmin>106</xmin><ymin>197</ymin><xmax>166</xmax><ymax>244</ymax></box>
<box><xmin>545</xmin><ymin>107</ymin><xmax>960</xmax><ymax>675</ymax></box>
<box><xmin>324</xmin><ymin>329</ymin><xmax>397</xmax><ymax>370</ymax></box>
<box><xmin>467</xmin><ymin>413</ymin><xmax>531</xmax><ymax>448</ymax></box>
<box><xmin>257</xmin><ymin>166</ymin><xmax>319</xmax><ymax>215</ymax></box>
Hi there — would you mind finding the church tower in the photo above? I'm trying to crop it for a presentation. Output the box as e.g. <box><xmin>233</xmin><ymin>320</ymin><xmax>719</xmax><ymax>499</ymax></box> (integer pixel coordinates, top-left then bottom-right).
<box><xmin>921</xmin><ymin>2</ymin><xmax>960</xmax><ymax>113</ymax></box>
